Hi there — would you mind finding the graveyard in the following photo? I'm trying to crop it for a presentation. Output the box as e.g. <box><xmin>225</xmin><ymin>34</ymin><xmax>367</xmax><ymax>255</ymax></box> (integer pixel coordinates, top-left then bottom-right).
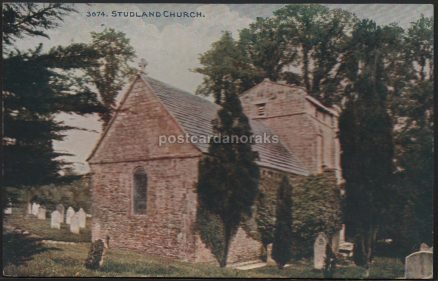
<box><xmin>3</xmin><ymin>204</ymin><xmax>411</xmax><ymax>278</ymax></box>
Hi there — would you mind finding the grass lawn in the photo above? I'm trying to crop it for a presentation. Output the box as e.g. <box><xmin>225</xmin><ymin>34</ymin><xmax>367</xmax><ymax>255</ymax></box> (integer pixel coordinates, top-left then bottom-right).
<box><xmin>3</xmin><ymin>207</ymin><xmax>405</xmax><ymax>278</ymax></box>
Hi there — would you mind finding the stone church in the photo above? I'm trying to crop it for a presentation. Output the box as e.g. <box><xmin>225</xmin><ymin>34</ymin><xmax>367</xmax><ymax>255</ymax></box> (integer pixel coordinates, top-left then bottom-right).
<box><xmin>87</xmin><ymin>72</ymin><xmax>341</xmax><ymax>264</ymax></box>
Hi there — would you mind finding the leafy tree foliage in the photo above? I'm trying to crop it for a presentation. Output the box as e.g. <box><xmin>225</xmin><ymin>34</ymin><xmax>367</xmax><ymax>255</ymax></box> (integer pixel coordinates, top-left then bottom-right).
<box><xmin>272</xmin><ymin>176</ymin><xmax>293</xmax><ymax>269</ymax></box>
<box><xmin>196</xmin><ymin>78</ymin><xmax>260</xmax><ymax>267</ymax></box>
<box><xmin>87</xmin><ymin>28</ymin><xmax>136</xmax><ymax>128</ymax></box>
<box><xmin>196</xmin><ymin>4</ymin><xmax>357</xmax><ymax>106</ymax></box>
<box><xmin>194</xmin><ymin>31</ymin><xmax>260</xmax><ymax>104</ymax></box>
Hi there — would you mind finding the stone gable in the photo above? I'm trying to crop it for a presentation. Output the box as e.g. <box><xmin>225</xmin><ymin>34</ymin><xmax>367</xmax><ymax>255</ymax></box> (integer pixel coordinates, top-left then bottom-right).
<box><xmin>88</xmin><ymin>76</ymin><xmax>201</xmax><ymax>164</ymax></box>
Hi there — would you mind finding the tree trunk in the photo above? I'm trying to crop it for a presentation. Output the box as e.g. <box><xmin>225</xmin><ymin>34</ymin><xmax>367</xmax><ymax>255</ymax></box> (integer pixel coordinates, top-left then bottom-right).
<box><xmin>302</xmin><ymin>46</ymin><xmax>311</xmax><ymax>93</ymax></box>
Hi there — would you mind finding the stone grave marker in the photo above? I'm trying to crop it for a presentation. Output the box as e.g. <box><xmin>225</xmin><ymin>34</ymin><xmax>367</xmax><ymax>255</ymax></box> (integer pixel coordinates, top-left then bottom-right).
<box><xmin>27</xmin><ymin>202</ymin><xmax>32</xmax><ymax>215</ymax></box>
<box><xmin>32</xmin><ymin>203</ymin><xmax>39</xmax><ymax>216</ymax></box>
<box><xmin>70</xmin><ymin>213</ymin><xmax>80</xmax><ymax>234</ymax></box>
<box><xmin>420</xmin><ymin>243</ymin><xmax>430</xmax><ymax>251</ymax></box>
<box><xmin>37</xmin><ymin>206</ymin><xmax>46</xmax><ymax>220</ymax></box>
<box><xmin>405</xmin><ymin>250</ymin><xmax>433</xmax><ymax>279</ymax></box>
<box><xmin>56</xmin><ymin>204</ymin><xmax>65</xmax><ymax>222</ymax></box>
<box><xmin>339</xmin><ymin>224</ymin><xmax>346</xmax><ymax>243</ymax></box>
<box><xmin>4</xmin><ymin>206</ymin><xmax>12</xmax><ymax>214</ymax></box>
<box><xmin>314</xmin><ymin>232</ymin><xmax>328</xmax><ymax>269</ymax></box>
<box><xmin>66</xmin><ymin>207</ymin><xmax>75</xmax><ymax>224</ymax></box>
<box><xmin>78</xmin><ymin>208</ymin><xmax>86</xmax><ymax>228</ymax></box>
<box><xmin>266</xmin><ymin>243</ymin><xmax>275</xmax><ymax>265</ymax></box>
<box><xmin>50</xmin><ymin>210</ymin><xmax>61</xmax><ymax>229</ymax></box>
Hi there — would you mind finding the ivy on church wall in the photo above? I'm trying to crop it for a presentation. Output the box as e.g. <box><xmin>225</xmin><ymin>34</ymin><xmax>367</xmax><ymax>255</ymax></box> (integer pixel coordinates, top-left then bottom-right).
<box><xmin>242</xmin><ymin>168</ymin><xmax>342</xmax><ymax>259</ymax></box>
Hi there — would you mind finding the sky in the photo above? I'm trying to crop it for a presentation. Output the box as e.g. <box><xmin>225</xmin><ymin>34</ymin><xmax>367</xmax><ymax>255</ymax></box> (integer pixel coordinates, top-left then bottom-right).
<box><xmin>9</xmin><ymin>3</ymin><xmax>433</xmax><ymax>174</ymax></box>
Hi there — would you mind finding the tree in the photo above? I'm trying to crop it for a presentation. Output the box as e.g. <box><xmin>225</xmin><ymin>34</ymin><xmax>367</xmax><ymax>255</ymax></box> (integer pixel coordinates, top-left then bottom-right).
<box><xmin>2</xmin><ymin>3</ymin><xmax>76</xmax><ymax>47</ymax></box>
<box><xmin>339</xmin><ymin>20</ymin><xmax>394</xmax><ymax>272</ymax></box>
<box><xmin>389</xmin><ymin>16</ymin><xmax>433</xmax><ymax>250</ymax></box>
<box><xmin>87</xmin><ymin>28</ymin><xmax>136</xmax><ymax>128</ymax></box>
<box><xmin>196</xmin><ymin>77</ymin><xmax>260</xmax><ymax>267</ymax></box>
<box><xmin>196</xmin><ymin>4</ymin><xmax>357</xmax><ymax>106</ymax></box>
<box><xmin>194</xmin><ymin>31</ymin><xmax>260</xmax><ymax>104</ymax></box>
<box><xmin>2</xmin><ymin>4</ymin><xmax>104</xmax><ymax>195</ymax></box>
<box><xmin>272</xmin><ymin>176</ymin><xmax>293</xmax><ymax>269</ymax></box>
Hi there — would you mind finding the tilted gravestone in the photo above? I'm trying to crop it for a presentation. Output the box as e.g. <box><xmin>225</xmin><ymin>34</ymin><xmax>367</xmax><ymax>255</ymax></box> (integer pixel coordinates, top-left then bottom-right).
<box><xmin>37</xmin><ymin>206</ymin><xmax>46</xmax><ymax>220</ymax></box>
<box><xmin>56</xmin><ymin>204</ymin><xmax>65</xmax><ymax>223</ymax></box>
<box><xmin>405</xmin><ymin>250</ymin><xmax>433</xmax><ymax>279</ymax></box>
<box><xmin>78</xmin><ymin>208</ymin><xmax>86</xmax><ymax>228</ymax></box>
<box><xmin>314</xmin><ymin>232</ymin><xmax>329</xmax><ymax>269</ymax></box>
<box><xmin>70</xmin><ymin>213</ymin><xmax>80</xmax><ymax>234</ymax></box>
<box><xmin>66</xmin><ymin>207</ymin><xmax>75</xmax><ymax>225</ymax></box>
<box><xmin>84</xmin><ymin>239</ymin><xmax>107</xmax><ymax>269</ymax></box>
<box><xmin>50</xmin><ymin>210</ymin><xmax>62</xmax><ymax>229</ymax></box>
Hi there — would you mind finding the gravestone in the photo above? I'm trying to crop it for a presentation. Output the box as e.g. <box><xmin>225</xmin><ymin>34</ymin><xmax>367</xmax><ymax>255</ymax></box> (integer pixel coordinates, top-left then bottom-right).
<box><xmin>266</xmin><ymin>243</ymin><xmax>275</xmax><ymax>265</ymax></box>
<box><xmin>32</xmin><ymin>203</ymin><xmax>39</xmax><ymax>216</ymax></box>
<box><xmin>66</xmin><ymin>207</ymin><xmax>75</xmax><ymax>225</ymax></box>
<box><xmin>56</xmin><ymin>204</ymin><xmax>65</xmax><ymax>222</ymax></box>
<box><xmin>78</xmin><ymin>208</ymin><xmax>86</xmax><ymax>228</ymax></box>
<box><xmin>27</xmin><ymin>202</ymin><xmax>32</xmax><ymax>215</ymax></box>
<box><xmin>4</xmin><ymin>207</ymin><xmax>12</xmax><ymax>214</ymax></box>
<box><xmin>420</xmin><ymin>243</ymin><xmax>430</xmax><ymax>251</ymax></box>
<box><xmin>405</xmin><ymin>250</ymin><xmax>433</xmax><ymax>279</ymax></box>
<box><xmin>37</xmin><ymin>206</ymin><xmax>46</xmax><ymax>220</ymax></box>
<box><xmin>50</xmin><ymin>210</ymin><xmax>61</xmax><ymax>229</ymax></box>
<box><xmin>70</xmin><ymin>214</ymin><xmax>80</xmax><ymax>234</ymax></box>
<box><xmin>339</xmin><ymin>224</ymin><xmax>346</xmax><ymax>243</ymax></box>
<box><xmin>314</xmin><ymin>232</ymin><xmax>329</xmax><ymax>269</ymax></box>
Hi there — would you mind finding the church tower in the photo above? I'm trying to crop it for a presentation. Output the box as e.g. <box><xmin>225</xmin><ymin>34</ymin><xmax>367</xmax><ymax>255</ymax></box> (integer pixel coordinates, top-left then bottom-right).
<box><xmin>240</xmin><ymin>79</ymin><xmax>341</xmax><ymax>180</ymax></box>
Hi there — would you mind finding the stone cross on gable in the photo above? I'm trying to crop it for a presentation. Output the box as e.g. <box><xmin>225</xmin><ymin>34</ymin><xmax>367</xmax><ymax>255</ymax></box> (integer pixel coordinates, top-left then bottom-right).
<box><xmin>138</xmin><ymin>58</ymin><xmax>148</xmax><ymax>74</ymax></box>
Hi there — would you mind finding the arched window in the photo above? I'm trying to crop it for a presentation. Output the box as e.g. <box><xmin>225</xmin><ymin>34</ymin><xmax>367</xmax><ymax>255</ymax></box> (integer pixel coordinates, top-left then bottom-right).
<box><xmin>133</xmin><ymin>168</ymin><xmax>147</xmax><ymax>214</ymax></box>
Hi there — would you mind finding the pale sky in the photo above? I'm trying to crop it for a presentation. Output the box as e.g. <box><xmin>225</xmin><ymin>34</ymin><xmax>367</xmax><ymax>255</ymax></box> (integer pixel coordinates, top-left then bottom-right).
<box><xmin>9</xmin><ymin>3</ymin><xmax>433</xmax><ymax>174</ymax></box>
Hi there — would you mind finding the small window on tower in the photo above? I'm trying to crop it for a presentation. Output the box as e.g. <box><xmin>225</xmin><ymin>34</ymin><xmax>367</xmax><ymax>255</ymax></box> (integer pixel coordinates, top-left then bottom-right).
<box><xmin>256</xmin><ymin>103</ymin><xmax>266</xmax><ymax>116</ymax></box>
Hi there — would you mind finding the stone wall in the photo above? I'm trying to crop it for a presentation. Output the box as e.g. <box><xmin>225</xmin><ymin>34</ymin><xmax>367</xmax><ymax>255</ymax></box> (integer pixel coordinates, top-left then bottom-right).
<box><xmin>90</xmin><ymin>157</ymin><xmax>200</xmax><ymax>261</ymax></box>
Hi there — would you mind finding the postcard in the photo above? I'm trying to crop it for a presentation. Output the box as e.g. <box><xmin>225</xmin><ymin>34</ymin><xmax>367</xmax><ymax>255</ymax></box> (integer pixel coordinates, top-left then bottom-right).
<box><xmin>2</xmin><ymin>2</ymin><xmax>434</xmax><ymax>279</ymax></box>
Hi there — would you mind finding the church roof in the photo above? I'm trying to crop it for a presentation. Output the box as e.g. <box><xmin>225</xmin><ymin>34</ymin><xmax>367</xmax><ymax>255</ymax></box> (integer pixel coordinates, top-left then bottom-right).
<box><xmin>142</xmin><ymin>75</ymin><xmax>309</xmax><ymax>176</ymax></box>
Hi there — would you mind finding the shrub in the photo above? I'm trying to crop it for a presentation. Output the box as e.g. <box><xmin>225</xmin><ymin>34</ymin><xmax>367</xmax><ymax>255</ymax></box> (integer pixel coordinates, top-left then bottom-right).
<box><xmin>291</xmin><ymin>170</ymin><xmax>342</xmax><ymax>258</ymax></box>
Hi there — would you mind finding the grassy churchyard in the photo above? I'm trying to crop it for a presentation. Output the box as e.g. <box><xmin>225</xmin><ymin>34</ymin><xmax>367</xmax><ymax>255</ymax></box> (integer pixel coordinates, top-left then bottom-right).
<box><xmin>3</xmin><ymin>206</ymin><xmax>405</xmax><ymax>278</ymax></box>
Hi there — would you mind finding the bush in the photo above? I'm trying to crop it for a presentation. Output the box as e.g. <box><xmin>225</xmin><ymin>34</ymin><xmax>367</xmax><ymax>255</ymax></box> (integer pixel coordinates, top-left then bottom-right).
<box><xmin>27</xmin><ymin>176</ymin><xmax>91</xmax><ymax>212</ymax></box>
<box><xmin>291</xmin><ymin>170</ymin><xmax>342</xmax><ymax>258</ymax></box>
<box><xmin>250</xmin><ymin>170</ymin><xmax>342</xmax><ymax>259</ymax></box>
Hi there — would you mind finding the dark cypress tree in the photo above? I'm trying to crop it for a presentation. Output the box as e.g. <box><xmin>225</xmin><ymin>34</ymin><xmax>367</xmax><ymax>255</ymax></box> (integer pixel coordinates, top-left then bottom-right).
<box><xmin>339</xmin><ymin>20</ymin><xmax>394</xmax><ymax>271</ymax></box>
<box><xmin>197</xmin><ymin>77</ymin><xmax>260</xmax><ymax>267</ymax></box>
<box><xmin>272</xmin><ymin>176</ymin><xmax>293</xmax><ymax>269</ymax></box>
